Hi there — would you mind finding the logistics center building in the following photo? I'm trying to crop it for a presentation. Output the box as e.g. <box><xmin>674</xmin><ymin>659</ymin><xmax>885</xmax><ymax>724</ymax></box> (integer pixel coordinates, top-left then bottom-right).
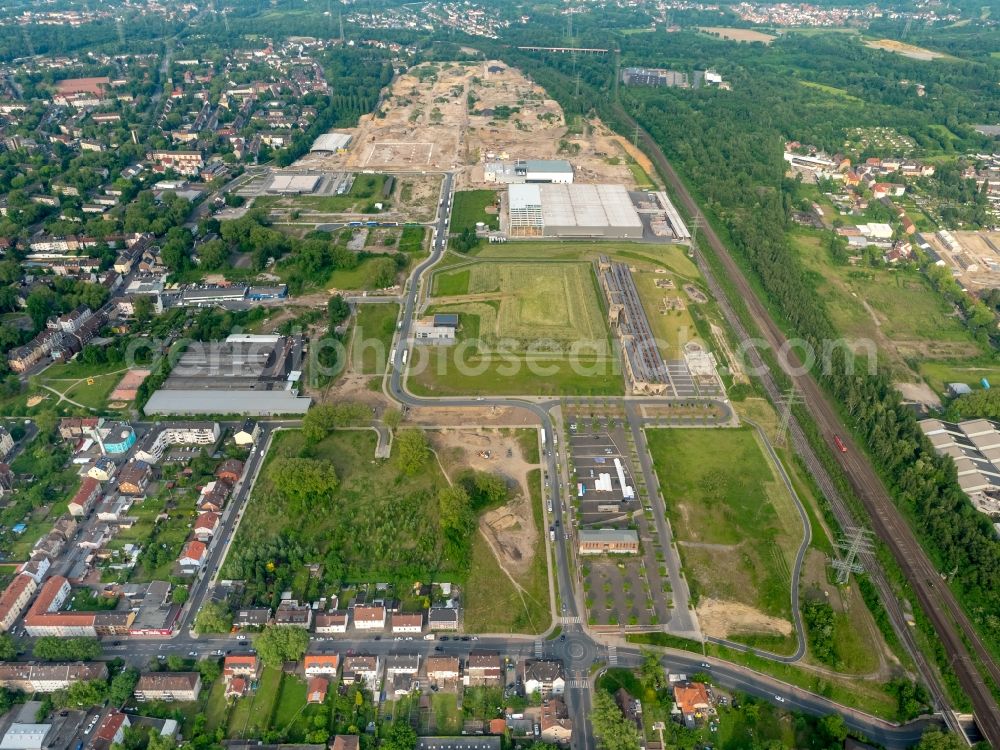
<box><xmin>506</xmin><ymin>183</ymin><xmax>643</xmax><ymax>239</ymax></box>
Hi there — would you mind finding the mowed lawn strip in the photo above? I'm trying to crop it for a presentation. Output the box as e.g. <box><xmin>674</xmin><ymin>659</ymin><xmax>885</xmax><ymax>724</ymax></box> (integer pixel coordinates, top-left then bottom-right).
<box><xmin>646</xmin><ymin>428</ymin><xmax>802</xmax><ymax>622</ymax></box>
<box><xmin>450</xmin><ymin>190</ymin><xmax>499</xmax><ymax>232</ymax></box>
<box><xmin>353</xmin><ymin>303</ymin><xmax>400</xmax><ymax>374</ymax></box>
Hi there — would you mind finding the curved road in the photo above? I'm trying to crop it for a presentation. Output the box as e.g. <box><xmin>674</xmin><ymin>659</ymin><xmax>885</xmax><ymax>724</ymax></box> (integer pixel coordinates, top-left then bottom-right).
<box><xmin>375</xmin><ymin>170</ymin><xmax>946</xmax><ymax>749</ymax></box>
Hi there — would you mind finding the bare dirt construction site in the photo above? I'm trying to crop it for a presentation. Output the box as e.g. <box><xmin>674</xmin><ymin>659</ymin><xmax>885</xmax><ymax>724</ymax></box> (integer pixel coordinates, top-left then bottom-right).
<box><xmin>699</xmin><ymin>26</ymin><xmax>776</xmax><ymax>44</ymax></box>
<box><xmin>308</xmin><ymin>60</ymin><xmax>641</xmax><ymax>188</ymax></box>
<box><xmin>696</xmin><ymin>598</ymin><xmax>793</xmax><ymax>640</ymax></box>
<box><xmin>864</xmin><ymin>38</ymin><xmax>953</xmax><ymax>61</ymax></box>
<box><xmin>430</xmin><ymin>429</ymin><xmax>541</xmax><ymax>580</ymax></box>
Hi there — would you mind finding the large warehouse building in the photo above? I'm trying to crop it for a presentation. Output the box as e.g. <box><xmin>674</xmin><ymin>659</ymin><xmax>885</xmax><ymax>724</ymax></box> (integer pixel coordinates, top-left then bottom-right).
<box><xmin>485</xmin><ymin>159</ymin><xmax>574</xmax><ymax>184</ymax></box>
<box><xmin>310</xmin><ymin>132</ymin><xmax>352</xmax><ymax>153</ymax></box>
<box><xmin>507</xmin><ymin>183</ymin><xmax>643</xmax><ymax>238</ymax></box>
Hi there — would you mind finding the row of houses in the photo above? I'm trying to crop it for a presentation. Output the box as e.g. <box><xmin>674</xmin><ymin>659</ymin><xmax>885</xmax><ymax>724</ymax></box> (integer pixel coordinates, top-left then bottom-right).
<box><xmin>8</xmin><ymin>307</ymin><xmax>107</xmax><ymax>373</ymax></box>
<box><xmin>232</xmin><ymin>603</ymin><xmax>460</xmax><ymax>633</ymax></box>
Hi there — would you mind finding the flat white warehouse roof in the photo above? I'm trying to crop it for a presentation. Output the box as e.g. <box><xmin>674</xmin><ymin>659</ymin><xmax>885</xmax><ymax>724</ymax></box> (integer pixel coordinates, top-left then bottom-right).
<box><xmin>267</xmin><ymin>173</ymin><xmax>320</xmax><ymax>193</ymax></box>
<box><xmin>509</xmin><ymin>183</ymin><xmax>642</xmax><ymax>230</ymax></box>
<box><xmin>310</xmin><ymin>132</ymin><xmax>352</xmax><ymax>152</ymax></box>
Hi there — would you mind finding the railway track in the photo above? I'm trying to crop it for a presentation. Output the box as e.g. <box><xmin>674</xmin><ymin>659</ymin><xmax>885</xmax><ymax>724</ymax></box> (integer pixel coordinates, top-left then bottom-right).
<box><xmin>613</xmin><ymin>106</ymin><xmax>1000</xmax><ymax>744</ymax></box>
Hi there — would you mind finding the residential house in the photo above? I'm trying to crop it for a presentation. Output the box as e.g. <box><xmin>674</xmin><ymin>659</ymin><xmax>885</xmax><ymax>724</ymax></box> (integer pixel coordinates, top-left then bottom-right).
<box><xmin>307</xmin><ymin>677</ymin><xmax>328</xmax><ymax>704</ymax></box>
<box><xmin>428</xmin><ymin>607</ymin><xmax>459</xmax><ymax>631</ymax></box>
<box><xmin>117</xmin><ymin>461</ymin><xmax>152</xmax><ymax>496</ymax></box>
<box><xmin>68</xmin><ymin>478</ymin><xmax>101</xmax><ymax>517</ymax></box>
<box><xmin>0</xmin><ymin>575</ymin><xmax>37</xmax><ymax>632</ymax></box>
<box><xmin>24</xmin><ymin>576</ymin><xmax>97</xmax><ymax>637</ymax></box>
<box><xmin>391</xmin><ymin>613</ymin><xmax>423</xmax><ymax>634</ymax></box>
<box><xmin>178</xmin><ymin>540</ymin><xmax>207</xmax><ymax>569</ymax></box>
<box><xmin>274</xmin><ymin>603</ymin><xmax>312</xmax><ymax>629</ymax></box>
<box><xmin>465</xmin><ymin>652</ymin><xmax>502</xmax><ymax>686</ymax></box>
<box><xmin>331</xmin><ymin>737</ymin><xmax>359</xmax><ymax>750</ymax></box>
<box><xmin>673</xmin><ymin>682</ymin><xmax>711</xmax><ymax>727</ymax></box>
<box><xmin>314</xmin><ymin>611</ymin><xmax>348</xmax><ymax>634</ymax></box>
<box><xmin>425</xmin><ymin>656</ymin><xmax>460</xmax><ymax>686</ymax></box>
<box><xmin>223</xmin><ymin>655</ymin><xmax>260</xmax><ymax>682</ymax></box>
<box><xmin>193</xmin><ymin>512</ymin><xmax>220</xmax><ymax>541</ymax></box>
<box><xmin>540</xmin><ymin>699</ymin><xmax>573</xmax><ymax>745</ymax></box>
<box><xmin>198</xmin><ymin>480</ymin><xmax>231</xmax><ymax>513</ymax></box>
<box><xmin>303</xmin><ymin>655</ymin><xmax>340</xmax><ymax>677</ymax></box>
<box><xmin>523</xmin><ymin>661</ymin><xmax>564</xmax><ymax>698</ymax></box>
<box><xmin>135</xmin><ymin>672</ymin><xmax>202</xmax><ymax>702</ymax></box>
<box><xmin>233</xmin><ymin>609</ymin><xmax>270</xmax><ymax>630</ymax></box>
<box><xmin>87</xmin><ymin>457</ymin><xmax>117</xmax><ymax>482</ymax></box>
<box><xmin>0</xmin><ymin>662</ymin><xmax>107</xmax><ymax>692</ymax></box>
<box><xmin>341</xmin><ymin>655</ymin><xmax>379</xmax><ymax>686</ymax></box>
<box><xmin>215</xmin><ymin>459</ymin><xmax>244</xmax><ymax>483</ymax></box>
<box><xmin>353</xmin><ymin>605</ymin><xmax>386</xmax><ymax>631</ymax></box>
<box><xmin>233</xmin><ymin>419</ymin><xmax>261</xmax><ymax>446</ymax></box>
<box><xmin>385</xmin><ymin>654</ymin><xmax>420</xmax><ymax>678</ymax></box>
<box><xmin>92</xmin><ymin>709</ymin><xmax>130</xmax><ymax>750</ymax></box>
<box><xmin>0</xmin><ymin>428</ymin><xmax>13</xmax><ymax>460</ymax></box>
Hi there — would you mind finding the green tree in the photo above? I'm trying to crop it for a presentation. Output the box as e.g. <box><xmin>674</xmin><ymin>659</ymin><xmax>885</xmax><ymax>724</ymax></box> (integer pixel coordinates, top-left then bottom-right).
<box><xmin>171</xmin><ymin>586</ymin><xmax>189</xmax><ymax>605</ymax></box>
<box><xmin>58</xmin><ymin>679</ymin><xmax>108</xmax><ymax>708</ymax></box>
<box><xmin>365</xmin><ymin>257</ymin><xmax>398</xmax><ymax>289</ymax></box>
<box><xmin>194</xmin><ymin>601</ymin><xmax>233</xmax><ymax>634</ymax></box>
<box><xmin>165</xmin><ymin>655</ymin><xmax>186</xmax><ymax>672</ymax></box>
<box><xmin>380</xmin><ymin>723</ymin><xmax>416</xmax><ymax>750</ymax></box>
<box><xmin>267</xmin><ymin>457</ymin><xmax>339</xmax><ymax>510</ymax></box>
<box><xmin>591</xmin><ymin>690</ymin><xmax>642</xmax><ymax>750</ymax></box>
<box><xmin>197</xmin><ymin>658</ymin><xmax>222</xmax><ymax>684</ymax></box>
<box><xmin>915</xmin><ymin>730</ymin><xmax>967</xmax><ymax>750</ymax></box>
<box><xmin>133</xmin><ymin>295</ymin><xmax>154</xmax><ymax>323</ymax></box>
<box><xmin>0</xmin><ymin>634</ymin><xmax>16</xmax><ymax>661</ymax></box>
<box><xmin>146</xmin><ymin>729</ymin><xmax>177</xmax><ymax>750</ymax></box>
<box><xmin>255</xmin><ymin>625</ymin><xmax>309</xmax><ymax>667</ymax></box>
<box><xmin>327</xmin><ymin>294</ymin><xmax>350</xmax><ymax>327</ymax></box>
<box><xmin>33</xmin><ymin>636</ymin><xmax>101</xmax><ymax>661</ymax></box>
<box><xmin>109</xmin><ymin>668</ymin><xmax>139</xmax><ymax>706</ymax></box>
<box><xmin>395</xmin><ymin>429</ymin><xmax>430</xmax><ymax>475</ymax></box>
<box><xmin>383</xmin><ymin>408</ymin><xmax>403</xmax><ymax>430</ymax></box>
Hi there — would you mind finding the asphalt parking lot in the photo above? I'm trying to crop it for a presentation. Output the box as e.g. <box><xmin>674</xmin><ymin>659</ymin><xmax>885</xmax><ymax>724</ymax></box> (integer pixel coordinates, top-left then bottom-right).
<box><xmin>568</xmin><ymin>423</ymin><xmax>638</xmax><ymax>526</ymax></box>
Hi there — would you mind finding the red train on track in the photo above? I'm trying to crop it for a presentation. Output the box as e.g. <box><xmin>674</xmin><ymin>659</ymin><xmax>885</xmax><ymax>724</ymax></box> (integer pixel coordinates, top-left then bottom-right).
<box><xmin>833</xmin><ymin>435</ymin><xmax>847</xmax><ymax>453</ymax></box>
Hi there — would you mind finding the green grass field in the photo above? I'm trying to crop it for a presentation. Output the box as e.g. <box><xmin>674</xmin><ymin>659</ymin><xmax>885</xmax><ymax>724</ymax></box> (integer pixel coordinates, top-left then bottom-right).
<box><xmin>230</xmin><ymin>665</ymin><xmax>282</xmax><ymax>737</ymax></box>
<box><xmin>411</xmin><ymin>260</ymin><xmax>621</xmax><ymax>396</ymax></box>
<box><xmin>790</xmin><ymin>228</ymin><xmax>983</xmax><ymax>378</ymax></box>
<box><xmin>450</xmin><ymin>190</ymin><xmax>500</xmax><ymax>232</ymax></box>
<box><xmin>399</xmin><ymin>226</ymin><xmax>426</xmax><ymax>253</ymax></box>
<box><xmin>221</xmin><ymin>429</ymin><xmax>454</xmax><ymax>586</ymax></box>
<box><xmin>798</xmin><ymin>80</ymin><xmax>862</xmax><ymax>101</ymax></box>
<box><xmin>353</xmin><ymin>303</ymin><xmax>399</xmax><ymax>374</ymax></box>
<box><xmin>464</xmin><ymin>468</ymin><xmax>551</xmax><ymax>634</ymax></box>
<box><xmin>647</xmin><ymin>428</ymin><xmax>803</xmax><ymax>627</ymax></box>
<box><xmin>919</xmin><ymin>360</ymin><xmax>1000</xmax><ymax>394</ymax></box>
<box><xmin>326</xmin><ymin>257</ymin><xmax>391</xmax><ymax>290</ymax></box>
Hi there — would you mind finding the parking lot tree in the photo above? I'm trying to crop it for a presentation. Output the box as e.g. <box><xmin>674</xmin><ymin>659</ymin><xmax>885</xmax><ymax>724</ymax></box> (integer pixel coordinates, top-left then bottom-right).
<box><xmin>267</xmin><ymin>457</ymin><xmax>339</xmax><ymax>511</ymax></box>
<box><xmin>256</xmin><ymin>625</ymin><xmax>309</xmax><ymax>667</ymax></box>
<box><xmin>194</xmin><ymin>601</ymin><xmax>233</xmax><ymax>634</ymax></box>
<box><xmin>395</xmin><ymin>429</ymin><xmax>430</xmax><ymax>475</ymax></box>
<box><xmin>591</xmin><ymin>690</ymin><xmax>642</xmax><ymax>750</ymax></box>
<box><xmin>33</xmin><ymin>636</ymin><xmax>101</xmax><ymax>661</ymax></box>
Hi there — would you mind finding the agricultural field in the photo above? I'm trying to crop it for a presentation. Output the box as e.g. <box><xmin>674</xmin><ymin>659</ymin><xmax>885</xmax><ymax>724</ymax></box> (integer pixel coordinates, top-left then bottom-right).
<box><xmin>699</xmin><ymin>26</ymin><xmax>776</xmax><ymax>43</ymax></box>
<box><xmin>864</xmin><ymin>38</ymin><xmax>955</xmax><ymax>61</ymax></box>
<box><xmin>646</xmin><ymin>428</ymin><xmax>803</xmax><ymax>644</ymax></box>
<box><xmin>412</xmin><ymin>260</ymin><xmax>620</xmax><ymax>396</ymax></box>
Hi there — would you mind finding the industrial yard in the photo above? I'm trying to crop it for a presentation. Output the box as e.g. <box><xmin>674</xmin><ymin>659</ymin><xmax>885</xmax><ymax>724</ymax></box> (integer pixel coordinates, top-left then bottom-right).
<box><xmin>302</xmin><ymin>61</ymin><xmax>648</xmax><ymax>189</ymax></box>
